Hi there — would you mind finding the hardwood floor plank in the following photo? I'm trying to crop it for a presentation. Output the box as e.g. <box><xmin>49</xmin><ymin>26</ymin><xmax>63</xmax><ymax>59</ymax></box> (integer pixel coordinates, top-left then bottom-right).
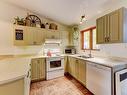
<box><xmin>30</xmin><ymin>75</ymin><xmax>93</xmax><ymax>95</ymax></box>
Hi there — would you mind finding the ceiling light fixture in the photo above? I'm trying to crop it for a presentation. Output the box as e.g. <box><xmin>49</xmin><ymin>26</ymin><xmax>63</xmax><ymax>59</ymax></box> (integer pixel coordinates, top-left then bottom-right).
<box><xmin>80</xmin><ymin>15</ymin><xmax>86</xmax><ymax>24</ymax></box>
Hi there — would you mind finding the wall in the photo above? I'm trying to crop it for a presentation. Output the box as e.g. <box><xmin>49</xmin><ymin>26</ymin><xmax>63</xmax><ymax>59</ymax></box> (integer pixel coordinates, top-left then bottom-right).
<box><xmin>0</xmin><ymin>1</ymin><xmax>69</xmax><ymax>55</ymax></box>
<box><xmin>77</xmin><ymin>0</ymin><xmax>127</xmax><ymax>58</ymax></box>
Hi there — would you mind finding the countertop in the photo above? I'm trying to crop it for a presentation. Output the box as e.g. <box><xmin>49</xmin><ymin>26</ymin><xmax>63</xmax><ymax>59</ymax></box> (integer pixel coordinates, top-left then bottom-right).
<box><xmin>67</xmin><ymin>54</ymin><xmax>127</xmax><ymax>68</ymax></box>
<box><xmin>0</xmin><ymin>54</ymin><xmax>64</xmax><ymax>85</ymax></box>
<box><xmin>0</xmin><ymin>57</ymin><xmax>31</xmax><ymax>85</ymax></box>
<box><xmin>0</xmin><ymin>54</ymin><xmax>127</xmax><ymax>85</ymax></box>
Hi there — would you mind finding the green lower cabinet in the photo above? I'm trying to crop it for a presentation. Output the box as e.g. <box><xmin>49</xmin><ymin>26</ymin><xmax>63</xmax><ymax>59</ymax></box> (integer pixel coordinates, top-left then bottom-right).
<box><xmin>31</xmin><ymin>58</ymin><xmax>46</xmax><ymax>82</ymax></box>
<box><xmin>67</xmin><ymin>57</ymin><xmax>86</xmax><ymax>86</ymax></box>
<box><xmin>78</xmin><ymin>59</ymin><xmax>86</xmax><ymax>86</ymax></box>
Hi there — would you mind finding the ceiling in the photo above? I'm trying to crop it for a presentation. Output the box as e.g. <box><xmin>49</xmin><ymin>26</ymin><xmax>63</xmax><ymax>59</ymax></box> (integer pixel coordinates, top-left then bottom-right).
<box><xmin>3</xmin><ymin>0</ymin><xmax>121</xmax><ymax>25</ymax></box>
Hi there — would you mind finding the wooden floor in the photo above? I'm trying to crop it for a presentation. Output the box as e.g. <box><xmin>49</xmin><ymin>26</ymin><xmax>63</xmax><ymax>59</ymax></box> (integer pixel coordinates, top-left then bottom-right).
<box><xmin>30</xmin><ymin>75</ymin><xmax>93</xmax><ymax>95</ymax></box>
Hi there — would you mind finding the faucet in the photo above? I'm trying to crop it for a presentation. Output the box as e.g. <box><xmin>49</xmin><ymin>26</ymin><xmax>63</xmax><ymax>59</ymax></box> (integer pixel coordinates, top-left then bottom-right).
<box><xmin>88</xmin><ymin>49</ymin><xmax>92</xmax><ymax>58</ymax></box>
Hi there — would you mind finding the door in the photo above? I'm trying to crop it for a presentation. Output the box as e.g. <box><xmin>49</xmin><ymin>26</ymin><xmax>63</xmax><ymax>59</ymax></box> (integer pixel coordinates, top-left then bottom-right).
<box><xmin>78</xmin><ymin>59</ymin><xmax>86</xmax><ymax>85</ymax></box>
<box><xmin>109</xmin><ymin>10</ymin><xmax>121</xmax><ymax>43</ymax></box>
<box><xmin>26</xmin><ymin>27</ymin><xmax>35</xmax><ymax>45</ymax></box>
<box><xmin>96</xmin><ymin>16</ymin><xmax>107</xmax><ymax>44</ymax></box>
<box><xmin>68</xmin><ymin>57</ymin><xmax>72</xmax><ymax>75</ymax></box>
<box><xmin>45</xmin><ymin>30</ymin><xmax>60</xmax><ymax>39</ymax></box>
<box><xmin>26</xmin><ymin>27</ymin><xmax>45</xmax><ymax>45</ymax></box>
<box><xmin>31</xmin><ymin>58</ymin><xmax>46</xmax><ymax>81</ymax></box>
<box><xmin>38</xmin><ymin>58</ymin><xmax>46</xmax><ymax>79</ymax></box>
<box><xmin>13</xmin><ymin>25</ymin><xmax>27</xmax><ymax>45</ymax></box>
<box><xmin>64</xmin><ymin>56</ymin><xmax>68</xmax><ymax>73</ymax></box>
<box><xmin>35</xmin><ymin>28</ymin><xmax>45</xmax><ymax>45</ymax></box>
<box><xmin>68</xmin><ymin>57</ymin><xmax>76</xmax><ymax>77</ymax></box>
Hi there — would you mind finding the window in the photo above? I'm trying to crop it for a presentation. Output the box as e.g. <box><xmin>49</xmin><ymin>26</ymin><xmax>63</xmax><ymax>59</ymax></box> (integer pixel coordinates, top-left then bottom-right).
<box><xmin>81</xmin><ymin>26</ymin><xmax>98</xmax><ymax>50</ymax></box>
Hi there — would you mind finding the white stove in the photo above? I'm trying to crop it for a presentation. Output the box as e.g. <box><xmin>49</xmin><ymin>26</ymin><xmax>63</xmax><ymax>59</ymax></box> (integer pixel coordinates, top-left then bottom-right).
<box><xmin>46</xmin><ymin>56</ymin><xmax>64</xmax><ymax>80</ymax></box>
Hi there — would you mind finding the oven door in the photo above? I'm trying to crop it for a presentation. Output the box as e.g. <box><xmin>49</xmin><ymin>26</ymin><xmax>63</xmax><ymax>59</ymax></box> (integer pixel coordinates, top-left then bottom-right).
<box><xmin>46</xmin><ymin>57</ymin><xmax>64</xmax><ymax>72</ymax></box>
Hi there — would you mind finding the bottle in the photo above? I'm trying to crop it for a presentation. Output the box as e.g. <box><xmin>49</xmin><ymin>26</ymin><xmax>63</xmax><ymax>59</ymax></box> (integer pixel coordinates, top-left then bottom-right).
<box><xmin>47</xmin><ymin>49</ymin><xmax>51</xmax><ymax>57</ymax></box>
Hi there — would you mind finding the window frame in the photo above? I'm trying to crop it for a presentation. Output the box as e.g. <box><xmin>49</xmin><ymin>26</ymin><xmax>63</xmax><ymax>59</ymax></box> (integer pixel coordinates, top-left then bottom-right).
<box><xmin>81</xmin><ymin>26</ymin><xmax>99</xmax><ymax>50</ymax></box>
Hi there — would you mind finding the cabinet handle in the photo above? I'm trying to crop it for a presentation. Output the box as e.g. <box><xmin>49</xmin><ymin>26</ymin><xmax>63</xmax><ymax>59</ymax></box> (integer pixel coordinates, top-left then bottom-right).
<box><xmin>76</xmin><ymin>60</ymin><xmax>78</xmax><ymax>63</ymax></box>
<box><xmin>33</xmin><ymin>41</ymin><xmax>36</xmax><ymax>45</ymax></box>
<box><xmin>105</xmin><ymin>37</ymin><xmax>106</xmax><ymax>42</ymax></box>
<box><xmin>105</xmin><ymin>37</ymin><xmax>107</xmax><ymax>42</ymax></box>
<box><xmin>37</xmin><ymin>60</ymin><xmax>40</xmax><ymax>63</ymax></box>
<box><xmin>107</xmin><ymin>37</ymin><xmax>110</xmax><ymax>42</ymax></box>
<box><xmin>27</xmin><ymin>71</ymin><xmax>29</xmax><ymax>78</ymax></box>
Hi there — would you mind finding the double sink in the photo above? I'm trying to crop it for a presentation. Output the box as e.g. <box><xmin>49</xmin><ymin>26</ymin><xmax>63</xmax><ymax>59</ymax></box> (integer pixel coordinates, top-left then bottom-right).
<box><xmin>77</xmin><ymin>55</ymin><xmax>93</xmax><ymax>59</ymax></box>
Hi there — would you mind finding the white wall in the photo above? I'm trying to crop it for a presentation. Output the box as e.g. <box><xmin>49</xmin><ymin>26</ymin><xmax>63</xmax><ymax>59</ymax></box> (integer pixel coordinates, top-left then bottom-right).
<box><xmin>78</xmin><ymin>0</ymin><xmax>127</xmax><ymax>58</ymax></box>
<box><xmin>0</xmin><ymin>1</ymin><xmax>69</xmax><ymax>55</ymax></box>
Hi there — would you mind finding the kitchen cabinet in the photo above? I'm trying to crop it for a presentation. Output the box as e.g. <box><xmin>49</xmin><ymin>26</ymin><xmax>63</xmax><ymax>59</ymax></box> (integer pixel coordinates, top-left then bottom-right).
<box><xmin>31</xmin><ymin>58</ymin><xmax>46</xmax><ymax>82</ymax></box>
<box><xmin>68</xmin><ymin>57</ymin><xmax>76</xmax><ymax>77</ymax></box>
<box><xmin>0</xmin><ymin>79</ymin><xmax>24</xmax><ymax>95</ymax></box>
<box><xmin>78</xmin><ymin>59</ymin><xmax>86</xmax><ymax>85</ymax></box>
<box><xmin>14</xmin><ymin>25</ymin><xmax>45</xmax><ymax>46</ymax></box>
<box><xmin>26</xmin><ymin>26</ymin><xmax>45</xmax><ymax>45</ymax></box>
<box><xmin>67</xmin><ymin>56</ymin><xmax>86</xmax><ymax>85</ymax></box>
<box><xmin>96</xmin><ymin>7</ymin><xmax>127</xmax><ymax>44</ymax></box>
<box><xmin>45</xmin><ymin>29</ymin><xmax>60</xmax><ymax>39</ymax></box>
<box><xmin>96</xmin><ymin>15</ymin><xmax>108</xmax><ymax>43</ymax></box>
<box><xmin>64</xmin><ymin>56</ymin><xmax>68</xmax><ymax>73</ymax></box>
<box><xmin>13</xmin><ymin>25</ymin><xmax>27</xmax><ymax>45</ymax></box>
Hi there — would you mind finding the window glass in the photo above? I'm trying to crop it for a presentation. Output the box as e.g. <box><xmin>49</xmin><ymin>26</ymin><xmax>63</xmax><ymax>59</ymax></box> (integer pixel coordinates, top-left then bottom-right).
<box><xmin>92</xmin><ymin>29</ymin><xmax>97</xmax><ymax>49</ymax></box>
<box><xmin>83</xmin><ymin>31</ymin><xmax>90</xmax><ymax>49</ymax></box>
<box><xmin>81</xmin><ymin>27</ymin><xmax>99</xmax><ymax>50</ymax></box>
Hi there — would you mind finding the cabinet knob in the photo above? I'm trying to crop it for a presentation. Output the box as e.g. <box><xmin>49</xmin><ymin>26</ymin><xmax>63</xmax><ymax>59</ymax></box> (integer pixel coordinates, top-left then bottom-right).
<box><xmin>33</xmin><ymin>41</ymin><xmax>37</xmax><ymax>45</ymax></box>
<box><xmin>105</xmin><ymin>37</ymin><xmax>107</xmax><ymax>42</ymax></box>
<box><xmin>76</xmin><ymin>60</ymin><xmax>78</xmax><ymax>63</ymax></box>
<box><xmin>27</xmin><ymin>71</ymin><xmax>29</xmax><ymax>78</ymax></box>
<box><xmin>105</xmin><ymin>37</ymin><xmax>110</xmax><ymax>42</ymax></box>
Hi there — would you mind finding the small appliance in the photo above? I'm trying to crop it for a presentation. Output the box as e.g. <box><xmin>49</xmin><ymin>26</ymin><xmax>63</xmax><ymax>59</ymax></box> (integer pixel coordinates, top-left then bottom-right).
<box><xmin>65</xmin><ymin>46</ymin><xmax>76</xmax><ymax>54</ymax></box>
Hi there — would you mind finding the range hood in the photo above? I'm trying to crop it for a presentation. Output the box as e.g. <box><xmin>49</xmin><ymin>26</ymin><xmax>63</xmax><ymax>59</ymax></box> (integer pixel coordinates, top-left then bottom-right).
<box><xmin>45</xmin><ymin>39</ymin><xmax>61</xmax><ymax>44</ymax></box>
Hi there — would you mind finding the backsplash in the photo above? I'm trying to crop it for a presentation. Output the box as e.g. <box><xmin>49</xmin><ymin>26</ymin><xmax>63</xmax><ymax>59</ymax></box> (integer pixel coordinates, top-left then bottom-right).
<box><xmin>0</xmin><ymin>1</ymin><xmax>69</xmax><ymax>55</ymax></box>
<box><xmin>76</xmin><ymin>0</ymin><xmax>127</xmax><ymax>58</ymax></box>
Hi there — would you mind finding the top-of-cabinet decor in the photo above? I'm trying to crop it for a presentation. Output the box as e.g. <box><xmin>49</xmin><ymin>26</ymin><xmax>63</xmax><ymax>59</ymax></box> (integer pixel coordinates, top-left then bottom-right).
<box><xmin>25</xmin><ymin>15</ymin><xmax>41</xmax><ymax>27</ymax></box>
<box><xmin>14</xmin><ymin>13</ymin><xmax>58</xmax><ymax>30</ymax></box>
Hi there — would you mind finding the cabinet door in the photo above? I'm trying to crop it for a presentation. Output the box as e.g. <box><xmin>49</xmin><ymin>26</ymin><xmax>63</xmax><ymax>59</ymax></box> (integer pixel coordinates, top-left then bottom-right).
<box><xmin>109</xmin><ymin>10</ymin><xmax>122</xmax><ymax>43</ymax></box>
<box><xmin>31</xmin><ymin>58</ymin><xmax>46</xmax><ymax>81</ymax></box>
<box><xmin>75</xmin><ymin>59</ymin><xmax>79</xmax><ymax>79</ymax></box>
<box><xmin>31</xmin><ymin>59</ymin><xmax>38</xmax><ymax>81</ymax></box>
<box><xmin>96</xmin><ymin>16</ymin><xmax>107</xmax><ymax>44</ymax></box>
<box><xmin>26</xmin><ymin>27</ymin><xmax>35</xmax><ymax>45</ymax></box>
<box><xmin>64</xmin><ymin>56</ymin><xmax>68</xmax><ymax>73</ymax></box>
<box><xmin>68</xmin><ymin>57</ymin><xmax>75</xmax><ymax>76</ymax></box>
<box><xmin>68</xmin><ymin>57</ymin><xmax>73</xmax><ymax>75</ymax></box>
<box><xmin>13</xmin><ymin>25</ymin><xmax>27</xmax><ymax>46</ymax></box>
<box><xmin>34</xmin><ymin>28</ymin><xmax>45</xmax><ymax>45</ymax></box>
<box><xmin>78</xmin><ymin>59</ymin><xmax>86</xmax><ymax>85</ymax></box>
<box><xmin>68</xmin><ymin>57</ymin><xmax>78</xmax><ymax>78</ymax></box>
<box><xmin>45</xmin><ymin>30</ymin><xmax>60</xmax><ymax>39</ymax></box>
<box><xmin>39</xmin><ymin>58</ymin><xmax>46</xmax><ymax>79</ymax></box>
<box><xmin>26</xmin><ymin>27</ymin><xmax>45</xmax><ymax>45</ymax></box>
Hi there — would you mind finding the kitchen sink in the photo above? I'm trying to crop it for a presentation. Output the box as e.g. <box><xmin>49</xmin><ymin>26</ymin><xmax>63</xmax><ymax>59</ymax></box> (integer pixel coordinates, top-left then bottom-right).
<box><xmin>77</xmin><ymin>55</ymin><xmax>93</xmax><ymax>58</ymax></box>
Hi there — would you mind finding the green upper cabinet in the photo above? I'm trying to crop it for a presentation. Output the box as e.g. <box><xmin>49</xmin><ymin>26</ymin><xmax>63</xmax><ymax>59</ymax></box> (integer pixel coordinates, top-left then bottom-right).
<box><xmin>96</xmin><ymin>15</ymin><xmax>108</xmax><ymax>44</ymax></box>
<box><xmin>13</xmin><ymin>25</ymin><xmax>45</xmax><ymax>46</ymax></box>
<box><xmin>96</xmin><ymin>7</ymin><xmax>127</xmax><ymax>44</ymax></box>
<box><xmin>26</xmin><ymin>26</ymin><xmax>45</xmax><ymax>45</ymax></box>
